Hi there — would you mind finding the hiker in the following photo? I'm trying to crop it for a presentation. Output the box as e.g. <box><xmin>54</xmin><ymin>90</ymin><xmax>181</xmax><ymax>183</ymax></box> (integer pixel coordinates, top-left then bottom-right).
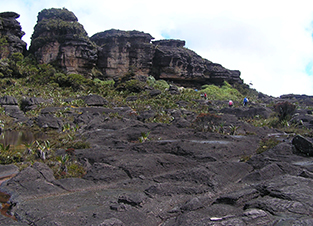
<box><xmin>229</xmin><ymin>100</ymin><xmax>233</xmax><ymax>107</ymax></box>
<box><xmin>243</xmin><ymin>97</ymin><xmax>249</xmax><ymax>106</ymax></box>
<box><xmin>204</xmin><ymin>93</ymin><xmax>207</xmax><ymax>100</ymax></box>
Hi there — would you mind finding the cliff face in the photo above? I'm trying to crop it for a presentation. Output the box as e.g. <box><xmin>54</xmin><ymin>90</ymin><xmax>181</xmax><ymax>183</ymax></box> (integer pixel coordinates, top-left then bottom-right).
<box><xmin>151</xmin><ymin>39</ymin><xmax>242</xmax><ymax>86</ymax></box>
<box><xmin>0</xmin><ymin>12</ymin><xmax>27</xmax><ymax>58</ymax></box>
<box><xmin>29</xmin><ymin>8</ymin><xmax>97</xmax><ymax>76</ymax></box>
<box><xmin>1</xmin><ymin>8</ymin><xmax>243</xmax><ymax>86</ymax></box>
<box><xmin>90</xmin><ymin>29</ymin><xmax>154</xmax><ymax>78</ymax></box>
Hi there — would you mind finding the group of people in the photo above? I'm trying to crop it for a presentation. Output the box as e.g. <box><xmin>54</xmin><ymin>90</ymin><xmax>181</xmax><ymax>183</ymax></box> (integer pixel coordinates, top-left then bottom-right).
<box><xmin>229</xmin><ymin>97</ymin><xmax>249</xmax><ymax>107</ymax></box>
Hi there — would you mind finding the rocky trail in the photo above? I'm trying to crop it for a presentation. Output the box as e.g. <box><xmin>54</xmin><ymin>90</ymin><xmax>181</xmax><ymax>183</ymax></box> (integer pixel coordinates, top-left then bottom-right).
<box><xmin>1</xmin><ymin>94</ymin><xmax>313</xmax><ymax>225</ymax></box>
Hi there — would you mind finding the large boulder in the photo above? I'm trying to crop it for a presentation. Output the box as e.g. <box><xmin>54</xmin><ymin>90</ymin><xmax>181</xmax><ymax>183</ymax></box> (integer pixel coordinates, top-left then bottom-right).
<box><xmin>29</xmin><ymin>8</ymin><xmax>97</xmax><ymax>76</ymax></box>
<box><xmin>0</xmin><ymin>12</ymin><xmax>27</xmax><ymax>58</ymax></box>
<box><xmin>292</xmin><ymin>135</ymin><xmax>313</xmax><ymax>156</ymax></box>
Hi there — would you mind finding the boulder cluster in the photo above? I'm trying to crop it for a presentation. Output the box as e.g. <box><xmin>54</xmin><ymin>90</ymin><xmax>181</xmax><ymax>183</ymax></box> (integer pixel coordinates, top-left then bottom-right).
<box><xmin>1</xmin><ymin>8</ymin><xmax>242</xmax><ymax>87</ymax></box>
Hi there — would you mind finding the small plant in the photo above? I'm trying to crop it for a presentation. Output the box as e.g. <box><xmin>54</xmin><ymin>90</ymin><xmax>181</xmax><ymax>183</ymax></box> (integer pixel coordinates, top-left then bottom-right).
<box><xmin>256</xmin><ymin>137</ymin><xmax>280</xmax><ymax>154</ymax></box>
<box><xmin>23</xmin><ymin>141</ymin><xmax>35</xmax><ymax>155</ymax></box>
<box><xmin>56</xmin><ymin>154</ymin><xmax>70</xmax><ymax>173</ymax></box>
<box><xmin>0</xmin><ymin>143</ymin><xmax>10</xmax><ymax>152</ymax></box>
<box><xmin>193</xmin><ymin>113</ymin><xmax>222</xmax><ymax>132</ymax></box>
<box><xmin>229</xmin><ymin>124</ymin><xmax>240</xmax><ymax>135</ymax></box>
<box><xmin>139</xmin><ymin>131</ymin><xmax>150</xmax><ymax>143</ymax></box>
<box><xmin>35</xmin><ymin>140</ymin><xmax>52</xmax><ymax>160</ymax></box>
<box><xmin>240</xmin><ymin>155</ymin><xmax>251</xmax><ymax>162</ymax></box>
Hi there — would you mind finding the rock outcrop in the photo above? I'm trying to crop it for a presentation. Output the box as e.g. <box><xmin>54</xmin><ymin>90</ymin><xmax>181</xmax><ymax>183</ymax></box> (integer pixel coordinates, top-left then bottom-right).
<box><xmin>91</xmin><ymin>29</ymin><xmax>155</xmax><ymax>78</ymax></box>
<box><xmin>0</xmin><ymin>12</ymin><xmax>27</xmax><ymax>58</ymax></box>
<box><xmin>27</xmin><ymin>8</ymin><xmax>242</xmax><ymax>86</ymax></box>
<box><xmin>151</xmin><ymin>39</ymin><xmax>242</xmax><ymax>86</ymax></box>
<box><xmin>29</xmin><ymin>8</ymin><xmax>97</xmax><ymax>76</ymax></box>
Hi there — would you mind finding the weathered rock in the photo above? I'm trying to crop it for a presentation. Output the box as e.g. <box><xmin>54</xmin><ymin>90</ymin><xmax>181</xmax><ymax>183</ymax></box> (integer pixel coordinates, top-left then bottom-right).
<box><xmin>20</xmin><ymin>97</ymin><xmax>53</xmax><ymax>112</ymax></box>
<box><xmin>219</xmin><ymin>106</ymin><xmax>272</xmax><ymax>119</ymax></box>
<box><xmin>0</xmin><ymin>164</ymin><xmax>19</xmax><ymax>185</ymax></box>
<box><xmin>34</xmin><ymin>113</ymin><xmax>63</xmax><ymax>130</ymax></box>
<box><xmin>29</xmin><ymin>8</ymin><xmax>97</xmax><ymax>76</ymax></box>
<box><xmin>0</xmin><ymin>95</ymin><xmax>18</xmax><ymax>105</ymax></box>
<box><xmin>292</xmin><ymin>135</ymin><xmax>313</xmax><ymax>156</ymax></box>
<box><xmin>2</xmin><ymin>105</ymin><xmax>29</xmax><ymax>123</ymax></box>
<box><xmin>151</xmin><ymin>39</ymin><xmax>242</xmax><ymax>87</ymax></box>
<box><xmin>0</xmin><ymin>12</ymin><xmax>27</xmax><ymax>58</ymax></box>
<box><xmin>79</xmin><ymin>94</ymin><xmax>108</xmax><ymax>106</ymax></box>
<box><xmin>91</xmin><ymin>29</ymin><xmax>155</xmax><ymax>78</ymax></box>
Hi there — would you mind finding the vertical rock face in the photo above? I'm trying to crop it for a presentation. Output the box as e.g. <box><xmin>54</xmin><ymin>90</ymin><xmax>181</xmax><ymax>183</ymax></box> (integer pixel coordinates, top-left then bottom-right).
<box><xmin>151</xmin><ymin>39</ymin><xmax>242</xmax><ymax>86</ymax></box>
<box><xmin>0</xmin><ymin>12</ymin><xmax>27</xmax><ymax>58</ymax></box>
<box><xmin>90</xmin><ymin>29</ymin><xmax>155</xmax><ymax>78</ymax></box>
<box><xmin>29</xmin><ymin>8</ymin><xmax>97</xmax><ymax>75</ymax></box>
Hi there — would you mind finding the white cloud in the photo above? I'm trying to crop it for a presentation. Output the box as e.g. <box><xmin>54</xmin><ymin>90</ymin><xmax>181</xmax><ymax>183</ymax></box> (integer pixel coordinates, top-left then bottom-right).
<box><xmin>2</xmin><ymin>0</ymin><xmax>313</xmax><ymax>96</ymax></box>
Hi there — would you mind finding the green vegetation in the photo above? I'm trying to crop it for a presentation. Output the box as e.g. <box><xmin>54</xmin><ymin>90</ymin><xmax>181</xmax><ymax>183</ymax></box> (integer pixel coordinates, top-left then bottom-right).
<box><xmin>256</xmin><ymin>137</ymin><xmax>281</xmax><ymax>154</ymax></box>
<box><xmin>0</xmin><ymin>46</ymin><xmax>309</xmax><ymax>179</ymax></box>
<box><xmin>200</xmin><ymin>81</ymin><xmax>254</xmax><ymax>102</ymax></box>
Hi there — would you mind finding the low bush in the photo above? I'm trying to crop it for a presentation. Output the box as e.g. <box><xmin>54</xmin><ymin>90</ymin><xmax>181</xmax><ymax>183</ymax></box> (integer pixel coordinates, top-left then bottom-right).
<box><xmin>273</xmin><ymin>101</ymin><xmax>296</xmax><ymax>121</ymax></box>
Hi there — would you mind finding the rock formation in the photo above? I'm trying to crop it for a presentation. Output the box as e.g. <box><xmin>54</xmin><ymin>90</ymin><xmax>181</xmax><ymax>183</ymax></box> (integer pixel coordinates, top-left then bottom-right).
<box><xmin>151</xmin><ymin>39</ymin><xmax>242</xmax><ymax>86</ymax></box>
<box><xmin>29</xmin><ymin>8</ymin><xmax>97</xmax><ymax>76</ymax></box>
<box><xmin>0</xmin><ymin>12</ymin><xmax>27</xmax><ymax>59</ymax></box>
<box><xmin>91</xmin><ymin>29</ymin><xmax>155</xmax><ymax>78</ymax></box>
<box><xmin>27</xmin><ymin>8</ymin><xmax>242</xmax><ymax>87</ymax></box>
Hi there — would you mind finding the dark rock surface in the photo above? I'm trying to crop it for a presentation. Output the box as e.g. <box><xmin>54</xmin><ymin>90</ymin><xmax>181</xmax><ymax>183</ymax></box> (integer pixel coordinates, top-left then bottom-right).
<box><xmin>0</xmin><ymin>12</ymin><xmax>27</xmax><ymax>58</ymax></box>
<box><xmin>1</xmin><ymin>95</ymin><xmax>313</xmax><ymax>225</ymax></box>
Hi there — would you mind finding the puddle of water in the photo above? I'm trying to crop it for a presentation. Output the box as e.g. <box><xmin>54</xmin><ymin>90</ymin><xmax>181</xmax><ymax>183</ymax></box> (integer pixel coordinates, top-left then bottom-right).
<box><xmin>230</xmin><ymin>135</ymin><xmax>246</xmax><ymax>139</ymax></box>
<box><xmin>190</xmin><ymin>140</ymin><xmax>230</xmax><ymax>144</ymax></box>
<box><xmin>0</xmin><ymin>191</ymin><xmax>16</xmax><ymax>221</ymax></box>
<box><xmin>0</xmin><ymin>130</ymin><xmax>47</xmax><ymax>147</ymax></box>
<box><xmin>155</xmin><ymin>139</ymin><xmax>230</xmax><ymax>145</ymax></box>
<box><xmin>292</xmin><ymin>161</ymin><xmax>313</xmax><ymax>167</ymax></box>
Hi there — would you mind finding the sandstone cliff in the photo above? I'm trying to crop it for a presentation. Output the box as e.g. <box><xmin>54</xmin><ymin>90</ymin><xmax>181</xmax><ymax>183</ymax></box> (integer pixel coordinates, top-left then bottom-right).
<box><xmin>151</xmin><ymin>39</ymin><xmax>242</xmax><ymax>86</ymax></box>
<box><xmin>29</xmin><ymin>8</ymin><xmax>97</xmax><ymax>76</ymax></box>
<box><xmin>90</xmin><ymin>29</ymin><xmax>154</xmax><ymax>78</ymax></box>
<box><xmin>2</xmin><ymin>8</ymin><xmax>243</xmax><ymax>87</ymax></box>
<box><xmin>0</xmin><ymin>12</ymin><xmax>27</xmax><ymax>58</ymax></box>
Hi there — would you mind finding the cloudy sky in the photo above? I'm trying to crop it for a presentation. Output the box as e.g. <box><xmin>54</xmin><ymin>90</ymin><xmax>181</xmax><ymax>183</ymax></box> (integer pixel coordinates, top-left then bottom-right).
<box><xmin>2</xmin><ymin>0</ymin><xmax>313</xmax><ymax>97</ymax></box>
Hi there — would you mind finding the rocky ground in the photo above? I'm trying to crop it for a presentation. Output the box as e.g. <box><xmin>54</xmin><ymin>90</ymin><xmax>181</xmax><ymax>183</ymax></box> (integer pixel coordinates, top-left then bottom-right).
<box><xmin>1</xmin><ymin>94</ymin><xmax>313</xmax><ymax>225</ymax></box>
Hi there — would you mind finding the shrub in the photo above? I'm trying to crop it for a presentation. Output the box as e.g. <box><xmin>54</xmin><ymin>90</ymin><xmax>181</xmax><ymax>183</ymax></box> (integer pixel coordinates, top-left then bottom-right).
<box><xmin>200</xmin><ymin>81</ymin><xmax>244</xmax><ymax>101</ymax></box>
<box><xmin>153</xmin><ymin>79</ymin><xmax>169</xmax><ymax>90</ymax></box>
<box><xmin>193</xmin><ymin>112</ymin><xmax>222</xmax><ymax>132</ymax></box>
<box><xmin>274</xmin><ymin>101</ymin><xmax>296</xmax><ymax>121</ymax></box>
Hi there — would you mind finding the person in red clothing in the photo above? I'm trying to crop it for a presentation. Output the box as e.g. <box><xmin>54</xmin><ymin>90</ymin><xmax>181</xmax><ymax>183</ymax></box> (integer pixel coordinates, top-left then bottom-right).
<box><xmin>204</xmin><ymin>93</ymin><xmax>207</xmax><ymax>100</ymax></box>
<box><xmin>229</xmin><ymin>100</ymin><xmax>233</xmax><ymax>107</ymax></box>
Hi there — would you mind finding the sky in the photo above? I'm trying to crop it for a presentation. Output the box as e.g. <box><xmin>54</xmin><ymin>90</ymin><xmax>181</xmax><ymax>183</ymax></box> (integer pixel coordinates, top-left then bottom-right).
<box><xmin>2</xmin><ymin>0</ymin><xmax>313</xmax><ymax>97</ymax></box>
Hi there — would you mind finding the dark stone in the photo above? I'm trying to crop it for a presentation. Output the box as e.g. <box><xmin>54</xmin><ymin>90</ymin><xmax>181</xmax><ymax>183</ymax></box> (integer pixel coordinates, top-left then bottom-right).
<box><xmin>0</xmin><ymin>12</ymin><xmax>27</xmax><ymax>58</ymax></box>
<box><xmin>0</xmin><ymin>95</ymin><xmax>18</xmax><ymax>105</ymax></box>
<box><xmin>292</xmin><ymin>135</ymin><xmax>313</xmax><ymax>156</ymax></box>
<box><xmin>80</xmin><ymin>94</ymin><xmax>108</xmax><ymax>106</ymax></box>
<box><xmin>35</xmin><ymin>114</ymin><xmax>63</xmax><ymax>130</ymax></box>
<box><xmin>149</xmin><ymin>89</ymin><xmax>161</xmax><ymax>97</ymax></box>
<box><xmin>20</xmin><ymin>97</ymin><xmax>52</xmax><ymax>112</ymax></box>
